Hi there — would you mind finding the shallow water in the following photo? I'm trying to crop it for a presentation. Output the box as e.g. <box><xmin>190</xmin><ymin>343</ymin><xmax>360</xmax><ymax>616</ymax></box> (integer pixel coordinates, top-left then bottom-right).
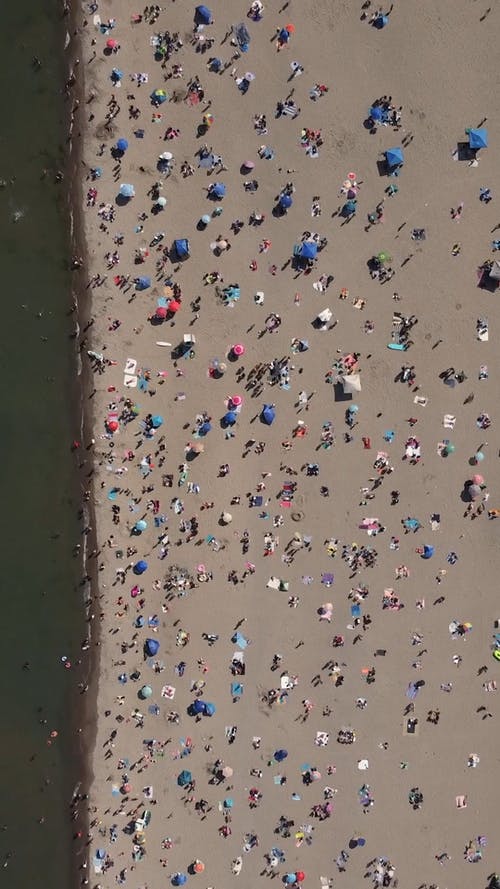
<box><xmin>0</xmin><ymin>4</ymin><xmax>83</xmax><ymax>884</ymax></box>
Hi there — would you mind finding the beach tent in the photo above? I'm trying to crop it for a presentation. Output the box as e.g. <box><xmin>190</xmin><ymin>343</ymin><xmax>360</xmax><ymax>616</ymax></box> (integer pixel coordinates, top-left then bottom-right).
<box><xmin>342</xmin><ymin>374</ymin><xmax>362</xmax><ymax>394</ymax></box>
<box><xmin>300</xmin><ymin>240</ymin><xmax>317</xmax><ymax>260</ymax></box>
<box><xmin>261</xmin><ymin>404</ymin><xmax>276</xmax><ymax>425</ymax></box>
<box><xmin>203</xmin><ymin>701</ymin><xmax>216</xmax><ymax>715</ymax></box>
<box><xmin>385</xmin><ymin>147</ymin><xmax>404</xmax><ymax>168</ymax></box>
<box><xmin>173</xmin><ymin>238</ymin><xmax>190</xmax><ymax>260</ymax></box>
<box><xmin>177</xmin><ymin>769</ymin><xmax>192</xmax><ymax>786</ymax></box>
<box><xmin>233</xmin><ymin>21</ymin><xmax>251</xmax><ymax>51</ymax></box>
<box><xmin>369</xmin><ymin>106</ymin><xmax>383</xmax><ymax>121</ymax></box>
<box><xmin>341</xmin><ymin>200</ymin><xmax>357</xmax><ymax>217</ymax></box>
<box><xmin>195</xmin><ymin>4</ymin><xmax>212</xmax><ymax>23</ymax></box>
<box><xmin>144</xmin><ymin>638</ymin><xmax>159</xmax><ymax>656</ymax></box>
<box><xmin>469</xmin><ymin>128</ymin><xmax>488</xmax><ymax>150</ymax></box>
<box><xmin>274</xmin><ymin>748</ymin><xmax>288</xmax><ymax>762</ymax></box>
<box><xmin>136</xmin><ymin>276</ymin><xmax>151</xmax><ymax>290</ymax></box>
<box><xmin>421</xmin><ymin>545</ymin><xmax>434</xmax><ymax>559</ymax></box>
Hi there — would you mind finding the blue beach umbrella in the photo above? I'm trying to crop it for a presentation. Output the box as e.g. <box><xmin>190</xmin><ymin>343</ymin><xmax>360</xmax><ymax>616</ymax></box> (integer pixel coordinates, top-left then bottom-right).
<box><xmin>342</xmin><ymin>200</ymin><xmax>357</xmax><ymax>217</ymax></box>
<box><xmin>198</xmin><ymin>421</ymin><xmax>212</xmax><ymax>436</ymax></box>
<box><xmin>203</xmin><ymin>701</ymin><xmax>216</xmax><ymax>716</ymax></box>
<box><xmin>145</xmin><ymin>638</ymin><xmax>159</xmax><ymax>656</ymax></box>
<box><xmin>151</xmin><ymin>415</ymin><xmax>163</xmax><ymax>428</ymax></box>
<box><xmin>274</xmin><ymin>748</ymin><xmax>288</xmax><ymax>762</ymax></box>
<box><xmin>172</xmin><ymin>874</ymin><xmax>187</xmax><ymax>886</ymax></box>
<box><xmin>385</xmin><ymin>147</ymin><xmax>404</xmax><ymax>168</ymax></box>
<box><xmin>111</xmin><ymin>68</ymin><xmax>123</xmax><ymax>83</ymax></box>
<box><xmin>190</xmin><ymin>699</ymin><xmax>205</xmax><ymax>715</ymax></box>
<box><xmin>139</xmin><ymin>685</ymin><xmax>152</xmax><ymax>699</ymax></box>
<box><xmin>369</xmin><ymin>106</ymin><xmax>382</xmax><ymax>121</ymax></box>
<box><xmin>211</xmin><ymin>182</ymin><xmax>226</xmax><ymax>198</ymax></box>
<box><xmin>177</xmin><ymin>769</ymin><xmax>192</xmax><ymax>786</ymax></box>
<box><xmin>280</xmin><ymin>194</ymin><xmax>293</xmax><ymax>209</ymax></box>
<box><xmin>374</xmin><ymin>13</ymin><xmax>389</xmax><ymax>27</ymax></box>
<box><xmin>134</xmin><ymin>559</ymin><xmax>148</xmax><ymax>575</ymax></box>
<box><xmin>119</xmin><ymin>183</ymin><xmax>135</xmax><ymax>198</ymax></box>
<box><xmin>223</xmin><ymin>410</ymin><xmax>237</xmax><ymax>427</ymax></box>
<box><xmin>421</xmin><ymin>545</ymin><xmax>434</xmax><ymax>559</ymax></box>
<box><xmin>261</xmin><ymin>404</ymin><xmax>275</xmax><ymax>425</ymax></box>
<box><xmin>300</xmin><ymin>240</ymin><xmax>317</xmax><ymax>260</ymax></box>
<box><xmin>116</xmin><ymin>138</ymin><xmax>129</xmax><ymax>152</ymax></box>
<box><xmin>195</xmin><ymin>4</ymin><xmax>212</xmax><ymax>23</ymax></box>
<box><xmin>136</xmin><ymin>276</ymin><xmax>151</xmax><ymax>290</ymax></box>
<box><xmin>469</xmin><ymin>128</ymin><xmax>488</xmax><ymax>150</ymax></box>
<box><xmin>135</xmin><ymin>519</ymin><xmax>148</xmax><ymax>532</ymax></box>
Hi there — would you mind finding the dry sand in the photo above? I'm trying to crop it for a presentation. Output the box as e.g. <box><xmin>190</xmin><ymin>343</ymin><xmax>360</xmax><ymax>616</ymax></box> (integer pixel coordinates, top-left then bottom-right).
<box><xmin>75</xmin><ymin>0</ymin><xmax>500</xmax><ymax>886</ymax></box>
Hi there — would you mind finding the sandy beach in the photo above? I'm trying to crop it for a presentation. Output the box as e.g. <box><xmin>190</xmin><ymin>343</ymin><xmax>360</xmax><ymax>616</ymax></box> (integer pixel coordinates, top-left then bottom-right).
<box><xmin>71</xmin><ymin>0</ymin><xmax>500</xmax><ymax>886</ymax></box>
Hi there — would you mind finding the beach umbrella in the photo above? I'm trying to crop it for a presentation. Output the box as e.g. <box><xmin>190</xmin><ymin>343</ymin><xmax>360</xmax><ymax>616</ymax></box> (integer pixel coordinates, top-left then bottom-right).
<box><xmin>274</xmin><ymin>748</ymin><xmax>288</xmax><ymax>762</ymax></box>
<box><xmin>203</xmin><ymin>112</ymin><xmax>214</xmax><ymax>127</ymax></box>
<box><xmin>172</xmin><ymin>874</ymin><xmax>187</xmax><ymax>886</ymax></box>
<box><xmin>155</xmin><ymin>306</ymin><xmax>168</xmax><ymax>319</ymax></box>
<box><xmin>195</xmin><ymin>4</ymin><xmax>213</xmax><ymax>23</ymax></box>
<box><xmin>385</xmin><ymin>147</ymin><xmax>404</xmax><ymax>168</ymax></box>
<box><xmin>151</xmin><ymin>415</ymin><xmax>163</xmax><ymax>428</ymax></box>
<box><xmin>145</xmin><ymin>638</ymin><xmax>159</xmax><ymax>656</ymax></box>
<box><xmin>221</xmin><ymin>511</ymin><xmax>233</xmax><ymax>524</ymax></box>
<box><xmin>191</xmin><ymin>699</ymin><xmax>205</xmax><ymax>715</ymax></box>
<box><xmin>377</xmin><ymin>251</ymin><xmax>391</xmax><ymax>263</ymax></box>
<box><xmin>106</xmin><ymin>38</ymin><xmax>119</xmax><ymax>49</ymax></box>
<box><xmin>193</xmin><ymin>861</ymin><xmax>205</xmax><ymax>874</ymax></box>
<box><xmin>469</xmin><ymin>484</ymin><xmax>482</xmax><ymax>500</ymax></box>
<box><xmin>107</xmin><ymin>419</ymin><xmax>119</xmax><ymax>433</ymax></box>
<box><xmin>203</xmin><ymin>701</ymin><xmax>216</xmax><ymax>716</ymax></box>
<box><xmin>261</xmin><ymin>404</ymin><xmax>276</xmax><ymax>425</ymax></box>
<box><xmin>168</xmin><ymin>299</ymin><xmax>181</xmax><ymax>313</ymax></box>
<box><xmin>469</xmin><ymin>128</ymin><xmax>488</xmax><ymax>150</ymax></box>
<box><xmin>96</xmin><ymin>849</ymin><xmax>107</xmax><ymax>859</ymax></box>
<box><xmin>136</xmin><ymin>276</ymin><xmax>151</xmax><ymax>290</ymax></box>
<box><xmin>119</xmin><ymin>183</ymin><xmax>135</xmax><ymax>198</ymax></box>
<box><xmin>231</xmin><ymin>343</ymin><xmax>245</xmax><ymax>357</ymax></box>
<box><xmin>156</xmin><ymin>196</ymin><xmax>167</xmax><ymax>208</ymax></box>
<box><xmin>111</xmin><ymin>68</ymin><xmax>123</xmax><ymax>82</ymax></box>
<box><xmin>222</xmin><ymin>766</ymin><xmax>233</xmax><ymax>778</ymax></box>
<box><xmin>135</xmin><ymin>519</ymin><xmax>147</xmax><ymax>532</ymax></box>
<box><xmin>223</xmin><ymin>797</ymin><xmax>233</xmax><ymax>808</ymax></box>
<box><xmin>300</xmin><ymin>240</ymin><xmax>317</xmax><ymax>260</ymax></box>
<box><xmin>444</xmin><ymin>443</ymin><xmax>455</xmax><ymax>456</ymax></box>
<box><xmin>200</xmin><ymin>214</ymin><xmax>211</xmax><ymax>225</ymax></box>
<box><xmin>296</xmin><ymin>872</ymin><xmax>305</xmax><ymax>882</ymax></box>
<box><xmin>177</xmin><ymin>769</ymin><xmax>192</xmax><ymax>786</ymax></box>
<box><xmin>374</xmin><ymin>13</ymin><xmax>389</xmax><ymax>27</ymax></box>
<box><xmin>151</xmin><ymin>88</ymin><xmax>168</xmax><ymax>104</ymax></box>
<box><xmin>116</xmin><ymin>138</ymin><xmax>128</xmax><ymax>152</ymax></box>
<box><xmin>472</xmin><ymin>474</ymin><xmax>484</xmax><ymax>485</ymax></box>
<box><xmin>341</xmin><ymin>199</ymin><xmax>357</xmax><ymax>217</ymax></box>
<box><xmin>369</xmin><ymin>106</ymin><xmax>382</xmax><ymax>121</ymax></box>
<box><xmin>230</xmin><ymin>394</ymin><xmax>243</xmax><ymax>407</ymax></box>
<box><xmin>280</xmin><ymin>193</ymin><xmax>293</xmax><ymax>209</ymax></box>
<box><xmin>422</xmin><ymin>545</ymin><xmax>434</xmax><ymax>559</ymax></box>
<box><xmin>474</xmin><ymin>451</ymin><xmax>485</xmax><ymax>462</ymax></box>
<box><xmin>198</xmin><ymin>421</ymin><xmax>212</xmax><ymax>436</ymax></box>
<box><xmin>223</xmin><ymin>411</ymin><xmax>237</xmax><ymax>426</ymax></box>
<box><xmin>285</xmin><ymin>874</ymin><xmax>296</xmax><ymax>884</ymax></box>
<box><xmin>134</xmin><ymin>560</ymin><xmax>148</xmax><ymax>576</ymax></box>
<box><xmin>174</xmin><ymin>238</ymin><xmax>190</xmax><ymax>259</ymax></box>
<box><xmin>139</xmin><ymin>685</ymin><xmax>152</xmax><ymax>699</ymax></box>
<box><xmin>211</xmin><ymin>182</ymin><xmax>226</xmax><ymax>198</ymax></box>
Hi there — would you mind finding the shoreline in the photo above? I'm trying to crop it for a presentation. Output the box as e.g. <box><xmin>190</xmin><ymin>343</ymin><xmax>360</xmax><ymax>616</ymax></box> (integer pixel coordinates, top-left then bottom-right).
<box><xmin>73</xmin><ymin>1</ymin><xmax>500</xmax><ymax>888</ymax></box>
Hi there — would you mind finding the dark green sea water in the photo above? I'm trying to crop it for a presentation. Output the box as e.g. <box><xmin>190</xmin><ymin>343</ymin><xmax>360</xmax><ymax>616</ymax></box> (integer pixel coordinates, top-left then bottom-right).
<box><xmin>0</xmin><ymin>4</ymin><xmax>84</xmax><ymax>885</ymax></box>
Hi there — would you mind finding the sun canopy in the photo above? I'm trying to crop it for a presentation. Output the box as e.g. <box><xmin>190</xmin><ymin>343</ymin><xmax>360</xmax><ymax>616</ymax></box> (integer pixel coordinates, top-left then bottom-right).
<box><xmin>261</xmin><ymin>404</ymin><xmax>275</xmax><ymax>425</ymax></box>
<box><xmin>342</xmin><ymin>373</ymin><xmax>362</xmax><ymax>394</ymax></box>
<box><xmin>195</xmin><ymin>4</ymin><xmax>212</xmax><ymax>23</ymax></box>
<box><xmin>233</xmin><ymin>21</ymin><xmax>251</xmax><ymax>50</ymax></box>
<box><xmin>300</xmin><ymin>240</ymin><xmax>317</xmax><ymax>260</ymax></box>
<box><xmin>469</xmin><ymin>127</ymin><xmax>488</xmax><ymax>150</ymax></box>
<box><xmin>385</xmin><ymin>147</ymin><xmax>404</xmax><ymax>168</ymax></box>
<box><xmin>144</xmin><ymin>638</ymin><xmax>159</xmax><ymax>656</ymax></box>
<box><xmin>369</xmin><ymin>106</ymin><xmax>383</xmax><ymax>121</ymax></box>
<box><xmin>174</xmin><ymin>238</ymin><xmax>190</xmax><ymax>259</ymax></box>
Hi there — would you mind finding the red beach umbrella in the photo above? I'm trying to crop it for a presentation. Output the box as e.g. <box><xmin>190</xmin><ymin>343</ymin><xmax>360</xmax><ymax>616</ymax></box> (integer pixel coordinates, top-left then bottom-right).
<box><xmin>155</xmin><ymin>306</ymin><xmax>168</xmax><ymax>319</ymax></box>
<box><xmin>107</xmin><ymin>420</ymin><xmax>119</xmax><ymax>433</ymax></box>
<box><xmin>296</xmin><ymin>872</ymin><xmax>305</xmax><ymax>882</ymax></box>
<box><xmin>169</xmin><ymin>300</ymin><xmax>181</xmax><ymax>313</ymax></box>
<box><xmin>106</xmin><ymin>38</ymin><xmax>119</xmax><ymax>49</ymax></box>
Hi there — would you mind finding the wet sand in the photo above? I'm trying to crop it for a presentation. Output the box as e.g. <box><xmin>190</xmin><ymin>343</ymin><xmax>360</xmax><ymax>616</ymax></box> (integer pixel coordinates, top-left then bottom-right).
<box><xmin>77</xmin><ymin>0</ymin><xmax>500</xmax><ymax>887</ymax></box>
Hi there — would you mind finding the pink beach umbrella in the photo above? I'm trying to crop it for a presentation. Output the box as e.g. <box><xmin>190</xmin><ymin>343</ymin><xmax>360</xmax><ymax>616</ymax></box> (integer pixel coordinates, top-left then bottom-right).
<box><xmin>231</xmin><ymin>343</ymin><xmax>245</xmax><ymax>357</ymax></box>
<box><xmin>230</xmin><ymin>394</ymin><xmax>243</xmax><ymax>407</ymax></box>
